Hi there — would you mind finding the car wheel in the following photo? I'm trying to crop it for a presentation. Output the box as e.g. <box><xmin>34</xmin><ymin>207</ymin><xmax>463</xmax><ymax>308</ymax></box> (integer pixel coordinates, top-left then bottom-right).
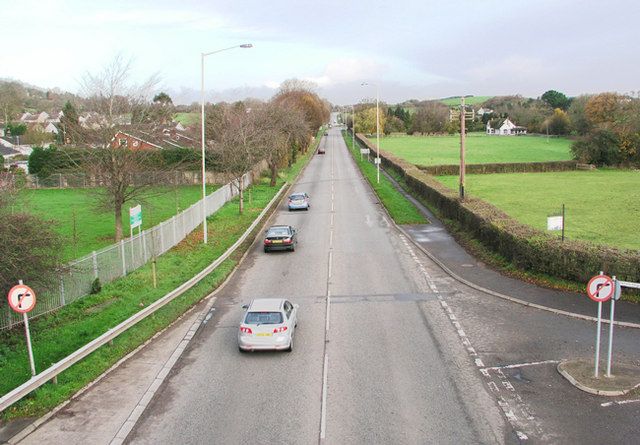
<box><xmin>264</xmin><ymin>247</ymin><xmax>269</xmax><ymax>253</ymax></box>
<box><xmin>286</xmin><ymin>336</ymin><xmax>293</xmax><ymax>352</ymax></box>
<box><xmin>239</xmin><ymin>346</ymin><xmax>246</xmax><ymax>353</ymax></box>
<box><xmin>290</xmin><ymin>244</ymin><xmax>295</xmax><ymax>252</ymax></box>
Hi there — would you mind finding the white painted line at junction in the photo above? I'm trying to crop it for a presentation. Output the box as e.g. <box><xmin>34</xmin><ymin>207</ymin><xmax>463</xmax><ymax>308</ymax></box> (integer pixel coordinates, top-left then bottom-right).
<box><xmin>601</xmin><ymin>399</ymin><xmax>640</xmax><ymax>407</ymax></box>
<box><xmin>480</xmin><ymin>360</ymin><xmax>560</xmax><ymax>372</ymax></box>
<box><xmin>320</xmin><ymin>353</ymin><xmax>329</xmax><ymax>439</ymax></box>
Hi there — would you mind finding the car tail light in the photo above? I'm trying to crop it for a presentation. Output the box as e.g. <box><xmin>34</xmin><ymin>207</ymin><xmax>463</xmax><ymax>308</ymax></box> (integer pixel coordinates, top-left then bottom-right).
<box><xmin>264</xmin><ymin>239</ymin><xmax>272</xmax><ymax>244</ymax></box>
<box><xmin>240</xmin><ymin>326</ymin><xmax>252</xmax><ymax>334</ymax></box>
<box><xmin>273</xmin><ymin>326</ymin><xmax>288</xmax><ymax>333</ymax></box>
<box><xmin>288</xmin><ymin>199</ymin><xmax>292</xmax><ymax>203</ymax></box>
<box><xmin>283</xmin><ymin>238</ymin><xmax>291</xmax><ymax>244</ymax></box>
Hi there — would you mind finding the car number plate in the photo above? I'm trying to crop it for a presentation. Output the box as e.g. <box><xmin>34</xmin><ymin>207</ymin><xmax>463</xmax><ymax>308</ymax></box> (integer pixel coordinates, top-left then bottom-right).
<box><xmin>257</xmin><ymin>333</ymin><xmax>272</xmax><ymax>336</ymax></box>
<box><xmin>272</xmin><ymin>240</ymin><xmax>282</xmax><ymax>244</ymax></box>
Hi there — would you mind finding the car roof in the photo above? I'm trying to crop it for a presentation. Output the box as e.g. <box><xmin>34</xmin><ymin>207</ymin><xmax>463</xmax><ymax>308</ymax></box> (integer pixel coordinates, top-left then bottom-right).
<box><xmin>248</xmin><ymin>298</ymin><xmax>286</xmax><ymax>311</ymax></box>
<box><xmin>269</xmin><ymin>225</ymin><xmax>291</xmax><ymax>229</ymax></box>
<box><xmin>290</xmin><ymin>192</ymin><xmax>306</xmax><ymax>196</ymax></box>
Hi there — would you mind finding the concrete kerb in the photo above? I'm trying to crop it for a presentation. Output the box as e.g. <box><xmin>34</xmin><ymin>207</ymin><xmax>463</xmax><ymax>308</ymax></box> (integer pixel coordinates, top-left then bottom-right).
<box><xmin>557</xmin><ymin>359</ymin><xmax>640</xmax><ymax>397</ymax></box>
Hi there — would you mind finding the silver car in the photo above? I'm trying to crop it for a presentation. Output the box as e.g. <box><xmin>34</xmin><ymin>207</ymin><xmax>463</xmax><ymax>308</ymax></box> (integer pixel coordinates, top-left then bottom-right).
<box><xmin>238</xmin><ymin>299</ymin><xmax>298</xmax><ymax>352</ymax></box>
<box><xmin>288</xmin><ymin>192</ymin><xmax>310</xmax><ymax>211</ymax></box>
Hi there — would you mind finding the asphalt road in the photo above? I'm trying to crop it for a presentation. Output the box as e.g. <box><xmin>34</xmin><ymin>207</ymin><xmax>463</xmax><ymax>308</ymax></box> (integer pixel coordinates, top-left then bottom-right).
<box><xmin>126</xmin><ymin>127</ymin><xmax>507</xmax><ymax>444</ymax></box>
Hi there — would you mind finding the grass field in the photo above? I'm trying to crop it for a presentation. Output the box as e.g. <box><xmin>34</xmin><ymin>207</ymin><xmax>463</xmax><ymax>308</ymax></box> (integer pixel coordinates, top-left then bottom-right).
<box><xmin>440</xmin><ymin>96</ymin><xmax>493</xmax><ymax>106</ymax></box>
<box><xmin>16</xmin><ymin>185</ymin><xmax>218</xmax><ymax>261</ymax></box>
<box><xmin>379</xmin><ymin>133</ymin><xmax>573</xmax><ymax>166</ymax></box>
<box><xmin>173</xmin><ymin>112</ymin><xmax>199</xmax><ymax>126</ymax></box>
<box><xmin>435</xmin><ymin>169</ymin><xmax>640</xmax><ymax>251</ymax></box>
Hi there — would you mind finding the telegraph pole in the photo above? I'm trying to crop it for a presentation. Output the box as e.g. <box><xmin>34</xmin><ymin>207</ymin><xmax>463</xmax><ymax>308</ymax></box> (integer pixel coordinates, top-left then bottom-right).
<box><xmin>459</xmin><ymin>97</ymin><xmax>466</xmax><ymax>199</ymax></box>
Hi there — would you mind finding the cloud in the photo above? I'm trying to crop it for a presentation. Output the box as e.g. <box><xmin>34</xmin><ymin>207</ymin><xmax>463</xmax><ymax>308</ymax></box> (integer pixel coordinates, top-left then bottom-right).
<box><xmin>466</xmin><ymin>56</ymin><xmax>551</xmax><ymax>83</ymax></box>
<box><xmin>304</xmin><ymin>57</ymin><xmax>386</xmax><ymax>86</ymax></box>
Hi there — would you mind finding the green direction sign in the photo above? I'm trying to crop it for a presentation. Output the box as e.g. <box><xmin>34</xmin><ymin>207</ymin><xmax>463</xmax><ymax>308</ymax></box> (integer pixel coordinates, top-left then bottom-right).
<box><xmin>129</xmin><ymin>205</ymin><xmax>142</xmax><ymax>228</ymax></box>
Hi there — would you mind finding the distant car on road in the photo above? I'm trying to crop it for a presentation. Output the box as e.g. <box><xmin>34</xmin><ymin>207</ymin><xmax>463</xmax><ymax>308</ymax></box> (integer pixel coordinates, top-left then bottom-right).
<box><xmin>238</xmin><ymin>298</ymin><xmax>298</xmax><ymax>352</ymax></box>
<box><xmin>288</xmin><ymin>192</ymin><xmax>310</xmax><ymax>211</ymax></box>
<box><xmin>317</xmin><ymin>145</ymin><xmax>326</xmax><ymax>154</ymax></box>
<box><xmin>324</xmin><ymin>131</ymin><xmax>328</xmax><ymax>136</ymax></box>
<box><xmin>263</xmin><ymin>225</ymin><xmax>297</xmax><ymax>252</ymax></box>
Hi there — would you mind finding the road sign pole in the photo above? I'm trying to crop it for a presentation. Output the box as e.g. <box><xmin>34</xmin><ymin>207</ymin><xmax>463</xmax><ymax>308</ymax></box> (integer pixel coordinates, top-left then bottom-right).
<box><xmin>23</xmin><ymin>312</ymin><xmax>36</xmax><ymax>376</ymax></box>
<box><xmin>16</xmin><ymin>280</ymin><xmax>36</xmax><ymax>376</ymax></box>
<box><xmin>595</xmin><ymin>301</ymin><xmax>602</xmax><ymax>378</ymax></box>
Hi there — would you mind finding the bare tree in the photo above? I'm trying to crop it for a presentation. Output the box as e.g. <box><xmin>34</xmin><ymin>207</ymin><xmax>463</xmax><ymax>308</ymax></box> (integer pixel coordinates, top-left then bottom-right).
<box><xmin>0</xmin><ymin>179</ymin><xmax>63</xmax><ymax>299</ymax></box>
<box><xmin>256</xmin><ymin>102</ymin><xmax>309</xmax><ymax>186</ymax></box>
<box><xmin>209</xmin><ymin>106</ymin><xmax>263</xmax><ymax>214</ymax></box>
<box><xmin>78</xmin><ymin>55</ymin><xmax>163</xmax><ymax>241</ymax></box>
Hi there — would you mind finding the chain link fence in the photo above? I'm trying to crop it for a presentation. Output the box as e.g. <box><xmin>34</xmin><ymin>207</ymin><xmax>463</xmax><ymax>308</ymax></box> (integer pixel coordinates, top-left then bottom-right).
<box><xmin>1</xmin><ymin>173</ymin><xmax>252</xmax><ymax>331</ymax></box>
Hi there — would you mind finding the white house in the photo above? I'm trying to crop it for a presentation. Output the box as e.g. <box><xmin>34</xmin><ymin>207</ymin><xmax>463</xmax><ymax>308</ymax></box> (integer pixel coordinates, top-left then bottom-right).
<box><xmin>477</xmin><ymin>107</ymin><xmax>493</xmax><ymax>117</ymax></box>
<box><xmin>486</xmin><ymin>118</ymin><xmax>527</xmax><ymax>136</ymax></box>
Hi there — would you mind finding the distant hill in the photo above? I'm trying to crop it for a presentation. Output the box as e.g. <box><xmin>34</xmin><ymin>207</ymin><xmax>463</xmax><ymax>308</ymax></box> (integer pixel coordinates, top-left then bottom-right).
<box><xmin>439</xmin><ymin>96</ymin><xmax>493</xmax><ymax>106</ymax></box>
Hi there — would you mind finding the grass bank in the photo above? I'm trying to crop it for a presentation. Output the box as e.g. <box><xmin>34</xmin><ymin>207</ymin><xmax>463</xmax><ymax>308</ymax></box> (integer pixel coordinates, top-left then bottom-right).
<box><xmin>341</xmin><ymin>131</ymin><xmax>426</xmax><ymax>225</ymax></box>
<box><xmin>380</xmin><ymin>133</ymin><xmax>573</xmax><ymax>166</ymax></box>
<box><xmin>0</xmin><ymin>131</ymin><xmax>321</xmax><ymax>420</ymax></box>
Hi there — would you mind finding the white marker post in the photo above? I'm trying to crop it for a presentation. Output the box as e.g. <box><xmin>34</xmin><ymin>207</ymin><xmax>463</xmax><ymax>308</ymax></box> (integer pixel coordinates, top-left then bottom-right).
<box><xmin>7</xmin><ymin>280</ymin><xmax>37</xmax><ymax>376</ymax></box>
<box><xmin>606</xmin><ymin>277</ymin><xmax>621</xmax><ymax>377</ymax></box>
<box><xmin>586</xmin><ymin>272</ymin><xmax>614</xmax><ymax>378</ymax></box>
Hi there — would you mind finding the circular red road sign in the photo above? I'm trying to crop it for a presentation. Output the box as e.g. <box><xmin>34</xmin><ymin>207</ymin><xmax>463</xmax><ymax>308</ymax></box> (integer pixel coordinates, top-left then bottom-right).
<box><xmin>587</xmin><ymin>275</ymin><xmax>614</xmax><ymax>303</ymax></box>
<box><xmin>7</xmin><ymin>284</ymin><xmax>37</xmax><ymax>313</ymax></box>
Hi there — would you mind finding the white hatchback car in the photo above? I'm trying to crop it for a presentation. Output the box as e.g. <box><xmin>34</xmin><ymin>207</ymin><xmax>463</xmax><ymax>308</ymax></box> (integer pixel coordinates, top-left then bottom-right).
<box><xmin>238</xmin><ymin>299</ymin><xmax>298</xmax><ymax>352</ymax></box>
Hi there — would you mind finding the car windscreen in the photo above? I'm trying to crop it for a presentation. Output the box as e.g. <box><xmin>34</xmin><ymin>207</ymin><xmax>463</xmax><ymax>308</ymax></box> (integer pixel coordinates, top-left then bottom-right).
<box><xmin>244</xmin><ymin>311</ymin><xmax>283</xmax><ymax>324</ymax></box>
<box><xmin>290</xmin><ymin>194</ymin><xmax>305</xmax><ymax>200</ymax></box>
<box><xmin>267</xmin><ymin>228</ymin><xmax>290</xmax><ymax>237</ymax></box>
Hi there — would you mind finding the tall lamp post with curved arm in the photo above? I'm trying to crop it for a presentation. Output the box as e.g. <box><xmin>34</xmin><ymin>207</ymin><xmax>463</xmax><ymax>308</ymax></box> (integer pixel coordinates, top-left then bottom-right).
<box><xmin>200</xmin><ymin>43</ymin><xmax>252</xmax><ymax>244</ymax></box>
<box><xmin>360</xmin><ymin>82</ymin><xmax>380</xmax><ymax>183</ymax></box>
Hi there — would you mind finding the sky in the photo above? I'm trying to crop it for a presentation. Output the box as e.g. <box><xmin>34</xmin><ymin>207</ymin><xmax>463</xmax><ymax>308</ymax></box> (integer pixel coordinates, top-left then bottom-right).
<box><xmin>1</xmin><ymin>0</ymin><xmax>638</xmax><ymax>105</ymax></box>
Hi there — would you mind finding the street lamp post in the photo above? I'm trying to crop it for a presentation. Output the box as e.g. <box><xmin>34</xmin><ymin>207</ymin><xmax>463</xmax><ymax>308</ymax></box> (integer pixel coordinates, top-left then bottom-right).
<box><xmin>361</xmin><ymin>82</ymin><xmax>380</xmax><ymax>183</ymax></box>
<box><xmin>200</xmin><ymin>43</ymin><xmax>252</xmax><ymax>244</ymax></box>
<box><xmin>350</xmin><ymin>105</ymin><xmax>357</xmax><ymax>158</ymax></box>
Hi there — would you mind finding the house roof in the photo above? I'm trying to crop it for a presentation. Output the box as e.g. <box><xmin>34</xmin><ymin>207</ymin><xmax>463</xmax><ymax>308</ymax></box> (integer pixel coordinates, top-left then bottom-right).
<box><xmin>0</xmin><ymin>145</ymin><xmax>19</xmax><ymax>156</ymax></box>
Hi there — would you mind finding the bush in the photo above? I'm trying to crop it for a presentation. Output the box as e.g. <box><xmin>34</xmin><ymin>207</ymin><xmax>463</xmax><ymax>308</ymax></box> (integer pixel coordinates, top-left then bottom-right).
<box><xmin>571</xmin><ymin>129</ymin><xmax>620</xmax><ymax>165</ymax></box>
<box><xmin>90</xmin><ymin>278</ymin><xmax>102</xmax><ymax>294</ymax></box>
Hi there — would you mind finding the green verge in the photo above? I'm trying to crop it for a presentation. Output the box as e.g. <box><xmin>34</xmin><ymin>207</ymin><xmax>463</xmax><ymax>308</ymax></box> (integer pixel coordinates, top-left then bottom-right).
<box><xmin>341</xmin><ymin>131</ymin><xmax>426</xmax><ymax>225</ymax></box>
<box><xmin>0</xmin><ymin>130</ymin><xmax>321</xmax><ymax>420</ymax></box>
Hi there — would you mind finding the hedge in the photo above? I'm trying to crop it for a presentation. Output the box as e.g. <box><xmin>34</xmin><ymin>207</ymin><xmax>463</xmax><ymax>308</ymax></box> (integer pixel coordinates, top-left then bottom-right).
<box><xmin>355</xmin><ymin>133</ymin><xmax>640</xmax><ymax>283</ymax></box>
<box><xmin>418</xmin><ymin>160</ymin><xmax>578</xmax><ymax>176</ymax></box>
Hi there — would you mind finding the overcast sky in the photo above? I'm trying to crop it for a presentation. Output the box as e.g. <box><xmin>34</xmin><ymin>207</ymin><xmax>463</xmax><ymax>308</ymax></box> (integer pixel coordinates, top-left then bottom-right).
<box><xmin>1</xmin><ymin>0</ymin><xmax>637</xmax><ymax>105</ymax></box>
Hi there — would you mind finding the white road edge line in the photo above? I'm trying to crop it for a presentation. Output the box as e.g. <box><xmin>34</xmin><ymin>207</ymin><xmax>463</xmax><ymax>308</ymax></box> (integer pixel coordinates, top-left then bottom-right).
<box><xmin>320</xmin><ymin>353</ymin><xmax>329</xmax><ymax>440</ymax></box>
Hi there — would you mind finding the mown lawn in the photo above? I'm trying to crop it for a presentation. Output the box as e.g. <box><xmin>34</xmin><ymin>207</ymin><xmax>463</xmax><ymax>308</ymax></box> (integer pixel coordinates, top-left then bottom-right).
<box><xmin>380</xmin><ymin>133</ymin><xmax>573</xmax><ymax>166</ymax></box>
<box><xmin>16</xmin><ymin>185</ymin><xmax>218</xmax><ymax>261</ymax></box>
<box><xmin>435</xmin><ymin>169</ymin><xmax>640</xmax><ymax>251</ymax></box>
